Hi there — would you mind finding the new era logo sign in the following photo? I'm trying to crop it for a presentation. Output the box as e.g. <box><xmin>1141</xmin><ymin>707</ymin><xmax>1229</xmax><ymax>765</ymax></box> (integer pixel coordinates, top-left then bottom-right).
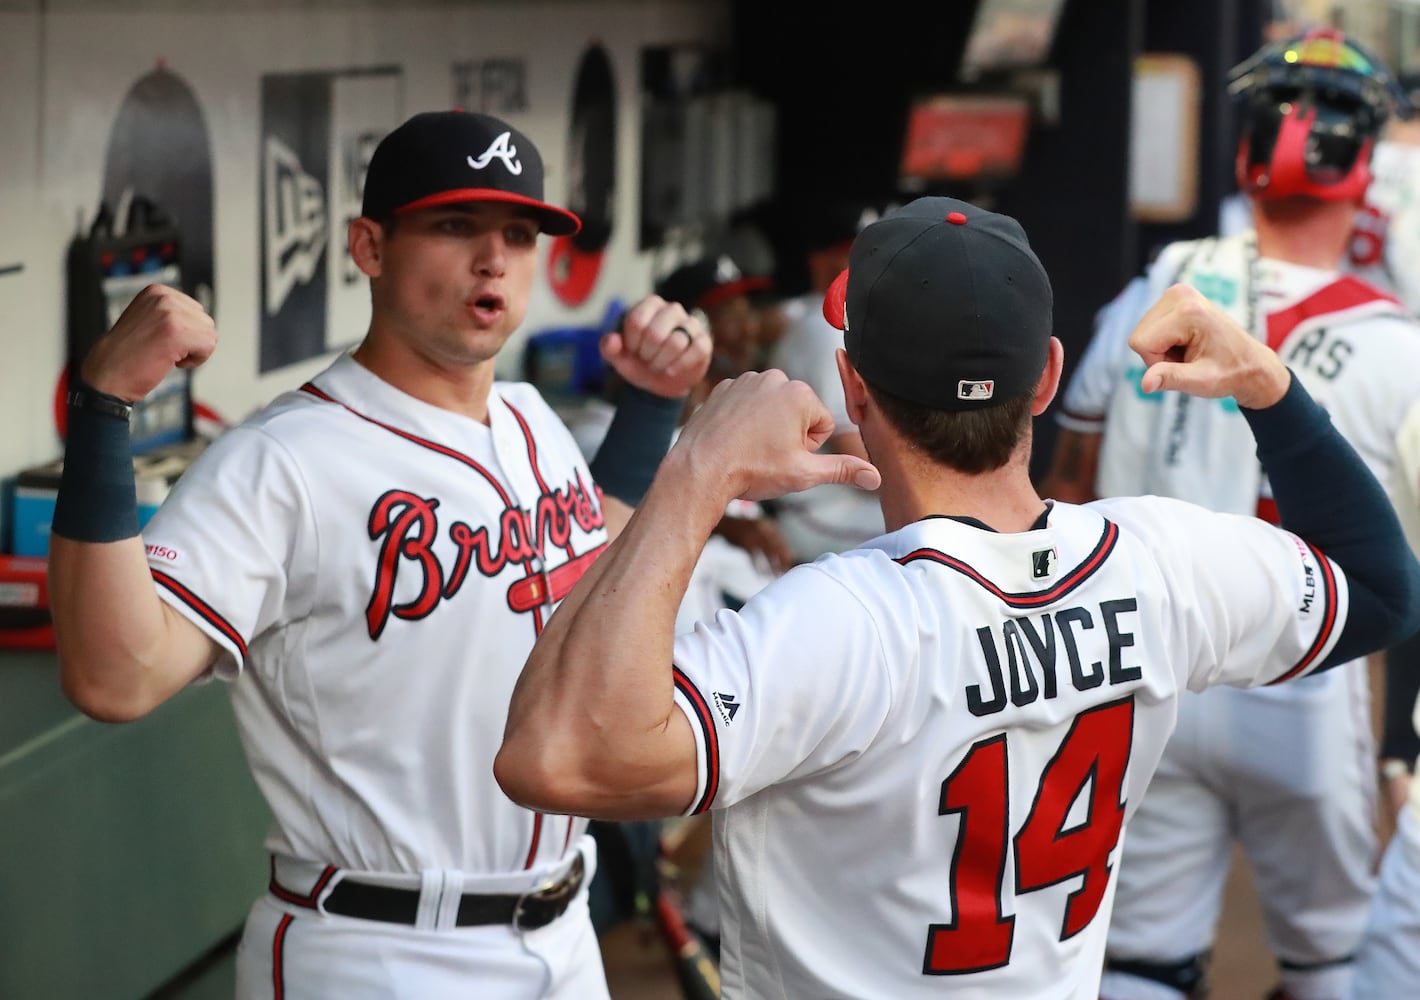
<box><xmin>958</xmin><ymin>379</ymin><xmax>994</xmax><ymax>400</ymax></box>
<box><xmin>713</xmin><ymin>691</ymin><xmax>741</xmax><ymax>725</ymax></box>
<box><xmin>1031</xmin><ymin>547</ymin><xmax>1058</xmax><ymax>580</ymax></box>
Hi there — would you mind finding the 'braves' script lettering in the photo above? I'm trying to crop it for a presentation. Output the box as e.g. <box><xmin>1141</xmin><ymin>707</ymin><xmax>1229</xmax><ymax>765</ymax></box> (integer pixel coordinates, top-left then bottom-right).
<box><xmin>365</xmin><ymin>477</ymin><xmax>604</xmax><ymax>638</ymax></box>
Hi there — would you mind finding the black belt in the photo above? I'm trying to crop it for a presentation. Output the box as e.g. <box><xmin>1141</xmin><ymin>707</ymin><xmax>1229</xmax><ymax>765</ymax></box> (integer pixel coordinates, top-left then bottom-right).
<box><xmin>305</xmin><ymin>854</ymin><xmax>584</xmax><ymax>931</ymax></box>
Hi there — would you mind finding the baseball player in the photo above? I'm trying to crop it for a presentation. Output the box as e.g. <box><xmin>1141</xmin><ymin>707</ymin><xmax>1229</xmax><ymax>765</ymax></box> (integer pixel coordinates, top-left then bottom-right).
<box><xmin>494</xmin><ymin>195</ymin><xmax>1420</xmax><ymax>999</ymax></box>
<box><xmin>1041</xmin><ymin>29</ymin><xmax>1420</xmax><ymax>1000</ymax></box>
<box><xmin>766</xmin><ymin>199</ymin><xmax>886</xmax><ymax>562</ymax></box>
<box><xmin>1350</xmin><ymin>397</ymin><xmax>1420</xmax><ymax>998</ymax></box>
<box><xmin>47</xmin><ymin>110</ymin><xmax>710</xmax><ymax>999</ymax></box>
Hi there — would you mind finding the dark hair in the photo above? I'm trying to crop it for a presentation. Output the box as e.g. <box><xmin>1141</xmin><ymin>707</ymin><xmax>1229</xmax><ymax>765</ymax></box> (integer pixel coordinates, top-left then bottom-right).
<box><xmin>375</xmin><ymin>214</ymin><xmax>400</xmax><ymax>236</ymax></box>
<box><xmin>865</xmin><ymin>381</ymin><xmax>1034</xmax><ymax>473</ymax></box>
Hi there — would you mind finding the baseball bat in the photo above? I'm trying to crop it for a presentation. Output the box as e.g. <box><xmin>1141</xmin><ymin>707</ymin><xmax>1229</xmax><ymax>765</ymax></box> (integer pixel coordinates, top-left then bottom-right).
<box><xmin>655</xmin><ymin>890</ymin><xmax>720</xmax><ymax>1000</ymax></box>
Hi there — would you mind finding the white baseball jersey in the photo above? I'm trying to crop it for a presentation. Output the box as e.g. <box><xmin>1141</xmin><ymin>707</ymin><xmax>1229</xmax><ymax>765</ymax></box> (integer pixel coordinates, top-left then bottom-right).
<box><xmin>668</xmin><ymin>499</ymin><xmax>1346</xmax><ymax>999</ymax></box>
<box><xmin>144</xmin><ymin>352</ymin><xmax>605</xmax><ymax>875</ymax></box>
<box><xmin>1074</xmin><ymin>231</ymin><xmax>1420</xmax><ymax>510</ymax></box>
<box><xmin>768</xmin><ymin>290</ymin><xmax>884</xmax><ymax>560</ymax></box>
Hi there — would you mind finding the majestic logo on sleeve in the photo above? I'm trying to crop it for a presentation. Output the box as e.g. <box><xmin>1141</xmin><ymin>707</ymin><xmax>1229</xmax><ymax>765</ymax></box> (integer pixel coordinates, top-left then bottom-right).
<box><xmin>467</xmin><ymin>131</ymin><xmax>522</xmax><ymax>174</ymax></box>
<box><xmin>712</xmin><ymin>692</ymin><xmax>741</xmax><ymax>724</ymax></box>
<box><xmin>364</xmin><ymin>473</ymin><xmax>602</xmax><ymax>639</ymax></box>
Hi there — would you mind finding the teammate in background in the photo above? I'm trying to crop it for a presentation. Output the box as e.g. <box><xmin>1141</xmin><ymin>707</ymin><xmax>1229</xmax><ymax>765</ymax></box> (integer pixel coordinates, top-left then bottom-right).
<box><xmin>767</xmin><ymin>199</ymin><xmax>886</xmax><ymax>562</ymax></box>
<box><xmin>1351</xmin><ymin>397</ymin><xmax>1420</xmax><ymax>998</ymax></box>
<box><xmin>1215</xmin><ymin>69</ymin><xmax>1420</xmax><ymax>316</ymax></box>
<box><xmin>47</xmin><ymin>110</ymin><xmax>710</xmax><ymax>1000</ymax></box>
<box><xmin>495</xmin><ymin>195</ymin><xmax>1420</xmax><ymax>998</ymax></box>
<box><xmin>1040</xmin><ymin>29</ymin><xmax>1420</xmax><ymax>1000</ymax></box>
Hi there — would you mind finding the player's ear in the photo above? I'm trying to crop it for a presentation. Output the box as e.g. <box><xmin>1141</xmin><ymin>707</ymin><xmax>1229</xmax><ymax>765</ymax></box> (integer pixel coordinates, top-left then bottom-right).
<box><xmin>349</xmin><ymin>217</ymin><xmax>385</xmax><ymax>278</ymax></box>
<box><xmin>1032</xmin><ymin>337</ymin><xmax>1065</xmax><ymax>417</ymax></box>
<box><xmin>835</xmin><ymin>348</ymin><xmax>869</xmax><ymax>426</ymax></box>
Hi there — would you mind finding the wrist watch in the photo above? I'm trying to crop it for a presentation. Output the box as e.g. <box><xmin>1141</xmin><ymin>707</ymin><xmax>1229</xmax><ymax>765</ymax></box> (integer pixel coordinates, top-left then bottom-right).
<box><xmin>68</xmin><ymin>381</ymin><xmax>135</xmax><ymax>421</ymax></box>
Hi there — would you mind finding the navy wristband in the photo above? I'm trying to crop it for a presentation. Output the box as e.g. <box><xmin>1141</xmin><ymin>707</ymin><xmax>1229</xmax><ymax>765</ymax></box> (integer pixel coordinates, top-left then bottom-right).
<box><xmin>589</xmin><ymin>383</ymin><xmax>684</xmax><ymax>506</ymax></box>
<box><xmin>51</xmin><ymin>399</ymin><xmax>139</xmax><ymax>543</ymax></box>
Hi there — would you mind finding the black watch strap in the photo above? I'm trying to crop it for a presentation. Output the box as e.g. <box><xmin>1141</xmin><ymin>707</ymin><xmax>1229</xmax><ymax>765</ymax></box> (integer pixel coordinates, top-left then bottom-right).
<box><xmin>68</xmin><ymin>381</ymin><xmax>135</xmax><ymax>421</ymax></box>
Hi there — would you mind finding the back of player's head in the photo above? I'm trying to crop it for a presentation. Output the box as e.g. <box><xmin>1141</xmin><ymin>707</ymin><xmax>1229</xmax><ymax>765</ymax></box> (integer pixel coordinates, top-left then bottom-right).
<box><xmin>361</xmin><ymin>110</ymin><xmax>581</xmax><ymax>235</ymax></box>
<box><xmin>821</xmin><ymin>196</ymin><xmax>1053</xmax><ymax>471</ymax></box>
<box><xmin>1228</xmin><ymin>27</ymin><xmax>1407</xmax><ymax>202</ymax></box>
<box><xmin>823</xmin><ymin>196</ymin><xmax>1052</xmax><ymax>411</ymax></box>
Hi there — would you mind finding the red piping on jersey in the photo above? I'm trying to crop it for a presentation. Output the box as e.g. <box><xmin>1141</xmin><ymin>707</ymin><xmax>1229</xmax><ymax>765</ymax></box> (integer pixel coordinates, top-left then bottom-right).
<box><xmin>1268</xmin><ymin>541</ymin><xmax>1339</xmax><ymax>684</ymax></box>
<box><xmin>1264</xmin><ymin>275</ymin><xmax>1399</xmax><ymax>352</ymax></box>
<box><xmin>151</xmin><ymin>569</ymin><xmax>248</xmax><ymax>658</ymax></box>
<box><xmin>506</xmin><ymin>544</ymin><xmax>606</xmax><ymax>611</ymax></box>
<box><xmin>272</xmin><ymin>913</ymin><xmax>294</xmax><ymax>1000</ymax></box>
<box><xmin>895</xmin><ymin>520</ymin><xmax>1119</xmax><ymax>608</ymax></box>
<box><xmin>523</xmin><ymin>813</ymin><xmax>544</xmax><ymax>869</ymax></box>
<box><xmin>298</xmin><ymin>384</ymin><xmax>517</xmax><ymax>507</ymax></box>
<box><xmin>674</xmin><ymin>667</ymin><xmax>720</xmax><ymax>814</ymax></box>
<box><xmin>267</xmin><ymin>857</ymin><xmax>337</xmax><ymax>909</ymax></box>
<box><xmin>505</xmin><ymin>401</ymin><xmax>578</xmax><ymax>560</ymax></box>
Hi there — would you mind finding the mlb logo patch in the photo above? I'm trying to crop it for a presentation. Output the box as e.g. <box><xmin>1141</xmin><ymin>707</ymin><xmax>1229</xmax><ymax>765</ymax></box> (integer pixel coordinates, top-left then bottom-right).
<box><xmin>1031</xmin><ymin>547</ymin><xmax>1058</xmax><ymax>580</ymax></box>
<box><xmin>958</xmin><ymin>379</ymin><xmax>995</xmax><ymax>400</ymax></box>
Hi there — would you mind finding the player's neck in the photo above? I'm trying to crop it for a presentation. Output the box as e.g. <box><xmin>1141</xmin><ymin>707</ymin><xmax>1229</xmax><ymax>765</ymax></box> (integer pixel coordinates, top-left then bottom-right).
<box><xmin>877</xmin><ymin>445</ymin><xmax>1044</xmax><ymax>534</ymax></box>
<box><xmin>351</xmin><ymin>334</ymin><xmax>497</xmax><ymax>423</ymax></box>
<box><xmin>1251</xmin><ymin>196</ymin><xmax>1355</xmax><ymax>271</ymax></box>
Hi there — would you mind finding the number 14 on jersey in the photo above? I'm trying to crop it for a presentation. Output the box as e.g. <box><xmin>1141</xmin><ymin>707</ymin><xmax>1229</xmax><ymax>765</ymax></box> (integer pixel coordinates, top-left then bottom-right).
<box><xmin>924</xmin><ymin>697</ymin><xmax>1135</xmax><ymax>975</ymax></box>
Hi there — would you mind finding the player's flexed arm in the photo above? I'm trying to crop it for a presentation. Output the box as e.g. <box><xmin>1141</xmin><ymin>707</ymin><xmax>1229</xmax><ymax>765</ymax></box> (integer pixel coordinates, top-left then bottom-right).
<box><xmin>589</xmin><ymin>293</ymin><xmax>712</xmax><ymax>534</ymax></box>
<box><xmin>1132</xmin><ymin>285</ymin><xmax>1420</xmax><ymax>671</ymax></box>
<box><xmin>49</xmin><ymin>284</ymin><xmax>223</xmax><ymax>721</ymax></box>
<box><xmin>497</xmin><ymin>372</ymin><xmax>879</xmax><ymax>818</ymax></box>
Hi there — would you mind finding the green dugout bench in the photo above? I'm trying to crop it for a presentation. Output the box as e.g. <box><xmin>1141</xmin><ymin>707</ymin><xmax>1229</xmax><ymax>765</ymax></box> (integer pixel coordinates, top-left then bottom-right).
<box><xmin>0</xmin><ymin>651</ymin><xmax>269</xmax><ymax>999</ymax></box>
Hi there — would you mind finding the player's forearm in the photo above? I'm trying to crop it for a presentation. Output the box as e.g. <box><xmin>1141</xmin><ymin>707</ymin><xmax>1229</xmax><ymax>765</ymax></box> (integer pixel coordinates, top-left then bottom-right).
<box><xmin>49</xmin><ymin>536</ymin><xmax>205</xmax><ymax>721</ymax></box>
<box><xmin>499</xmin><ymin>448</ymin><xmax>725</xmax><ymax>816</ymax></box>
<box><xmin>1243</xmin><ymin>373</ymin><xmax>1420</xmax><ymax>665</ymax></box>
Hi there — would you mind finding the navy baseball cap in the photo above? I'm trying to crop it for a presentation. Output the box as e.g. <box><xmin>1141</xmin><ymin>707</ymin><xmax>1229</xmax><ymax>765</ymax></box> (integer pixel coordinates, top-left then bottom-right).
<box><xmin>823</xmin><ymin>196</ymin><xmax>1053</xmax><ymax>410</ymax></box>
<box><xmin>361</xmin><ymin>110</ymin><xmax>582</xmax><ymax>236</ymax></box>
<box><xmin>655</xmin><ymin>253</ymin><xmax>772</xmax><ymax>311</ymax></box>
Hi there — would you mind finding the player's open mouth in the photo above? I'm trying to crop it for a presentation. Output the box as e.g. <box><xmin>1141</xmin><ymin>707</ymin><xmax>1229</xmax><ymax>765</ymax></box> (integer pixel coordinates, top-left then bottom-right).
<box><xmin>468</xmin><ymin>294</ymin><xmax>505</xmax><ymax>321</ymax></box>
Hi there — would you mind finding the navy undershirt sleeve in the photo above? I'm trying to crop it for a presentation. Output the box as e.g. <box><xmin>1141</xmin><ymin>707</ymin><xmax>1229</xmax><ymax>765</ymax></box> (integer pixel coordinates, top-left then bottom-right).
<box><xmin>589</xmin><ymin>383</ymin><xmax>684</xmax><ymax>507</ymax></box>
<box><xmin>1241</xmin><ymin>370</ymin><xmax>1420</xmax><ymax>670</ymax></box>
<box><xmin>1382</xmin><ymin>625</ymin><xmax>1420</xmax><ymax>763</ymax></box>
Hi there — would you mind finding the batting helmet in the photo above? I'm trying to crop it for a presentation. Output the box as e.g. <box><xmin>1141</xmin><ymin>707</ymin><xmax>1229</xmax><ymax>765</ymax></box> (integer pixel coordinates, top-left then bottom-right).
<box><xmin>1228</xmin><ymin>27</ymin><xmax>1408</xmax><ymax>202</ymax></box>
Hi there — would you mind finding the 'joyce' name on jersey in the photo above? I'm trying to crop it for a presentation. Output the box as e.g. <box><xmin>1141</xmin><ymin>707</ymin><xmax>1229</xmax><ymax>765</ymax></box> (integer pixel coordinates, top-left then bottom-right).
<box><xmin>967</xmin><ymin>598</ymin><xmax>1141</xmax><ymax>717</ymax></box>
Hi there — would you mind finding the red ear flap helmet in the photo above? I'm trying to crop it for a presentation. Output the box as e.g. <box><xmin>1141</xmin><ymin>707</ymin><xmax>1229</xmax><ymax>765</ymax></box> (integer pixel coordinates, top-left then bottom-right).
<box><xmin>1229</xmin><ymin>27</ymin><xmax>1409</xmax><ymax>202</ymax></box>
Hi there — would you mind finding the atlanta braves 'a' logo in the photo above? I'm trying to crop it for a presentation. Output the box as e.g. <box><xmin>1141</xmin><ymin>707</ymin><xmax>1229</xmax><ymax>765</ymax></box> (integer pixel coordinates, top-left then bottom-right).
<box><xmin>364</xmin><ymin>473</ymin><xmax>603</xmax><ymax>638</ymax></box>
<box><xmin>467</xmin><ymin>131</ymin><xmax>522</xmax><ymax>175</ymax></box>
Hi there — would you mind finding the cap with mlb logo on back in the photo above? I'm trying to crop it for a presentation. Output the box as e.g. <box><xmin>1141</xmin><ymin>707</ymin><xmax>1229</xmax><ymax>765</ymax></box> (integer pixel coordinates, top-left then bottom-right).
<box><xmin>361</xmin><ymin>110</ymin><xmax>582</xmax><ymax>236</ymax></box>
<box><xmin>822</xmin><ymin>196</ymin><xmax>1053</xmax><ymax>411</ymax></box>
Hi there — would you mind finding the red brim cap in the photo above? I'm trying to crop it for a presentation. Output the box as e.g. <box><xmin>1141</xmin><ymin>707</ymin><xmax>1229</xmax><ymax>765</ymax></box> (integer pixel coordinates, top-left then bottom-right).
<box><xmin>698</xmin><ymin>276</ymin><xmax>773</xmax><ymax>310</ymax></box>
<box><xmin>823</xmin><ymin>268</ymin><xmax>850</xmax><ymax>330</ymax></box>
<box><xmin>395</xmin><ymin>188</ymin><xmax>582</xmax><ymax>237</ymax></box>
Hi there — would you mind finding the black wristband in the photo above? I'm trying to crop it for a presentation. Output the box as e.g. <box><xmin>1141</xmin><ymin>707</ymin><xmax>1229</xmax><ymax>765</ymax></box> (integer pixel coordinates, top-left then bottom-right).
<box><xmin>51</xmin><ymin>398</ymin><xmax>140</xmax><ymax>543</ymax></box>
<box><xmin>67</xmin><ymin>381</ymin><xmax>135</xmax><ymax>421</ymax></box>
<box><xmin>589</xmin><ymin>383</ymin><xmax>684</xmax><ymax>506</ymax></box>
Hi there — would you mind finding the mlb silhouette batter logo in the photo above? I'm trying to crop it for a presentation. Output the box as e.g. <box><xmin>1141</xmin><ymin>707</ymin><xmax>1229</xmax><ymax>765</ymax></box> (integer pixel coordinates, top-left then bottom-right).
<box><xmin>958</xmin><ymin>379</ymin><xmax>995</xmax><ymax>400</ymax></box>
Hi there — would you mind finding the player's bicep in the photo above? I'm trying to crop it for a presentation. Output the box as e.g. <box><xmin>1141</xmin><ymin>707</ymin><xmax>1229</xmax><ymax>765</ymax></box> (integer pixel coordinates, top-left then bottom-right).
<box><xmin>671</xmin><ymin>566</ymin><xmax>895</xmax><ymax>812</ymax></box>
<box><xmin>1163</xmin><ymin>504</ymin><xmax>1347</xmax><ymax>689</ymax></box>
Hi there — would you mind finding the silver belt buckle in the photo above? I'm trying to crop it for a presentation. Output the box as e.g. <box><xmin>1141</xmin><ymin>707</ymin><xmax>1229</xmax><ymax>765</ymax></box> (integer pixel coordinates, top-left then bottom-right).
<box><xmin>513</xmin><ymin>855</ymin><xmax>584</xmax><ymax>931</ymax></box>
